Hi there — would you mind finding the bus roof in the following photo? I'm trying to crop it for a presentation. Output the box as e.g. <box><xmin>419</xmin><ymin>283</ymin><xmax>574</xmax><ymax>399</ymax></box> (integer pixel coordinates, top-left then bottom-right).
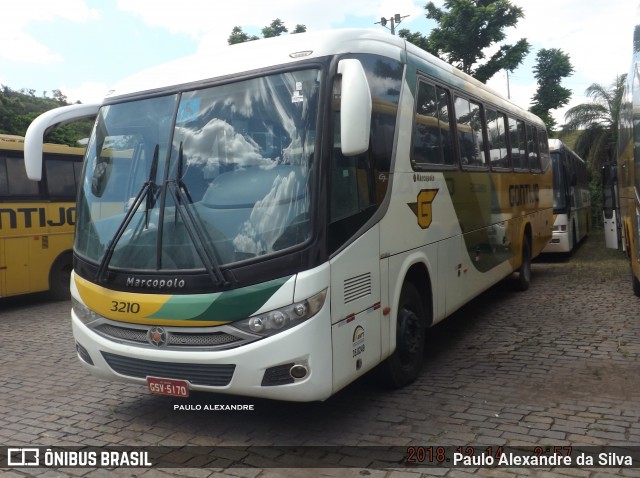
<box><xmin>548</xmin><ymin>138</ymin><xmax>585</xmax><ymax>163</ymax></box>
<box><xmin>107</xmin><ymin>29</ymin><xmax>406</xmax><ymax>101</ymax></box>
<box><xmin>548</xmin><ymin>139</ymin><xmax>563</xmax><ymax>151</ymax></box>
<box><xmin>104</xmin><ymin>28</ymin><xmax>544</xmax><ymax>128</ymax></box>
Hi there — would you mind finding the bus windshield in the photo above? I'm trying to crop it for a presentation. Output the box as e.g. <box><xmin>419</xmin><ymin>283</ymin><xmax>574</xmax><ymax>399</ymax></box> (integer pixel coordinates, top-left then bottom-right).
<box><xmin>75</xmin><ymin>69</ymin><xmax>319</xmax><ymax>274</ymax></box>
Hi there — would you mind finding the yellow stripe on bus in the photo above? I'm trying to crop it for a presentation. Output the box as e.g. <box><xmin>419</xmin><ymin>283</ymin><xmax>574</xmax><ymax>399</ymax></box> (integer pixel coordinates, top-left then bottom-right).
<box><xmin>74</xmin><ymin>275</ymin><xmax>228</xmax><ymax>326</ymax></box>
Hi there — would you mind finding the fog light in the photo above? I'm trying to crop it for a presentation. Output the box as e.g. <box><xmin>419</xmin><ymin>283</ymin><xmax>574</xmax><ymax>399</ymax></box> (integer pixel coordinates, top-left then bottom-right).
<box><xmin>290</xmin><ymin>364</ymin><xmax>308</xmax><ymax>379</ymax></box>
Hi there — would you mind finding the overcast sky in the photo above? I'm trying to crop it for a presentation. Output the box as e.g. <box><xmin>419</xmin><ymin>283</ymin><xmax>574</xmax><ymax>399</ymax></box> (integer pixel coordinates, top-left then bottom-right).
<box><xmin>0</xmin><ymin>0</ymin><xmax>637</xmax><ymax>125</ymax></box>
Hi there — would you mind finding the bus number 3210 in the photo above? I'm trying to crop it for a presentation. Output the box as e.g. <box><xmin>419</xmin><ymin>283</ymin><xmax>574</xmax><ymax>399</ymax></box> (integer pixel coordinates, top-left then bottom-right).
<box><xmin>110</xmin><ymin>301</ymin><xmax>141</xmax><ymax>314</ymax></box>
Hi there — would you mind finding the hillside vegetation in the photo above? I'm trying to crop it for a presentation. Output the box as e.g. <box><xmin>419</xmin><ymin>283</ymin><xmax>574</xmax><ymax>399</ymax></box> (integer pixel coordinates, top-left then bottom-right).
<box><xmin>0</xmin><ymin>86</ymin><xmax>93</xmax><ymax>146</ymax></box>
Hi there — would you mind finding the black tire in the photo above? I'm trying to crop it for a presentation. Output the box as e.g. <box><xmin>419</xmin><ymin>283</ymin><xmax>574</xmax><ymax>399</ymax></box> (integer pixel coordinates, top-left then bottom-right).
<box><xmin>514</xmin><ymin>234</ymin><xmax>531</xmax><ymax>291</ymax></box>
<box><xmin>632</xmin><ymin>270</ymin><xmax>640</xmax><ymax>298</ymax></box>
<box><xmin>378</xmin><ymin>282</ymin><xmax>427</xmax><ymax>388</ymax></box>
<box><xmin>49</xmin><ymin>253</ymin><xmax>72</xmax><ymax>301</ymax></box>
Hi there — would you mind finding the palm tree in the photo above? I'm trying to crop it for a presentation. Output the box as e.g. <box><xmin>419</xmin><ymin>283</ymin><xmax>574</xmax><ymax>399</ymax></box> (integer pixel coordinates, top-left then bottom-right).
<box><xmin>562</xmin><ymin>75</ymin><xmax>626</xmax><ymax>173</ymax></box>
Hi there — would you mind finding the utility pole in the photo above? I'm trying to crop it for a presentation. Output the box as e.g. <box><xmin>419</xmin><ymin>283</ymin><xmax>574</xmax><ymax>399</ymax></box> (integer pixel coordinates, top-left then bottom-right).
<box><xmin>375</xmin><ymin>14</ymin><xmax>409</xmax><ymax>35</ymax></box>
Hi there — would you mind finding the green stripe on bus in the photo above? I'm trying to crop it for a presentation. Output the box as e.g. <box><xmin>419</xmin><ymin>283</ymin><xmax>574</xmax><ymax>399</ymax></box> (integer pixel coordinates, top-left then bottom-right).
<box><xmin>148</xmin><ymin>275</ymin><xmax>293</xmax><ymax>322</ymax></box>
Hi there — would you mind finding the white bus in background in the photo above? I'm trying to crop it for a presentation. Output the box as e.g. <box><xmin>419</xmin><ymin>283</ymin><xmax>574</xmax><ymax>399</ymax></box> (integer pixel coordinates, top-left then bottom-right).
<box><xmin>25</xmin><ymin>29</ymin><xmax>552</xmax><ymax>402</ymax></box>
<box><xmin>542</xmin><ymin>139</ymin><xmax>591</xmax><ymax>254</ymax></box>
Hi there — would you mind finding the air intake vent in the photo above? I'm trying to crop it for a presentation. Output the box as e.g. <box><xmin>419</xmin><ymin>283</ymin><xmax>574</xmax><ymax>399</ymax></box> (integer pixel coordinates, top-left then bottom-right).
<box><xmin>101</xmin><ymin>352</ymin><xmax>235</xmax><ymax>386</ymax></box>
<box><xmin>344</xmin><ymin>272</ymin><xmax>371</xmax><ymax>304</ymax></box>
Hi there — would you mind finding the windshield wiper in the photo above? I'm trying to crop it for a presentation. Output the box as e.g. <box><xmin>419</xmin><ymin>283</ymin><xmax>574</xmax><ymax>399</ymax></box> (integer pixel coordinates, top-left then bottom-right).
<box><xmin>167</xmin><ymin>171</ymin><xmax>231</xmax><ymax>287</ymax></box>
<box><xmin>95</xmin><ymin>144</ymin><xmax>160</xmax><ymax>283</ymax></box>
<box><xmin>176</xmin><ymin>141</ymin><xmax>193</xmax><ymax>203</ymax></box>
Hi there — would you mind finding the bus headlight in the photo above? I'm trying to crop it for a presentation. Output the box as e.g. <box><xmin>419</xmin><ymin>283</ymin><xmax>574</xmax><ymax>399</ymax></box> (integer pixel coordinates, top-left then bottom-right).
<box><xmin>232</xmin><ymin>289</ymin><xmax>327</xmax><ymax>337</ymax></box>
<box><xmin>72</xmin><ymin>298</ymin><xmax>103</xmax><ymax>325</ymax></box>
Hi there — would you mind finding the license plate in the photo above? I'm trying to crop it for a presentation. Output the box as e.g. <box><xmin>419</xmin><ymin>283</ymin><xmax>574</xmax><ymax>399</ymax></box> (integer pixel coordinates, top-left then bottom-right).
<box><xmin>147</xmin><ymin>376</ymin><xmax>189</xmax><ymax>397</ymax></box>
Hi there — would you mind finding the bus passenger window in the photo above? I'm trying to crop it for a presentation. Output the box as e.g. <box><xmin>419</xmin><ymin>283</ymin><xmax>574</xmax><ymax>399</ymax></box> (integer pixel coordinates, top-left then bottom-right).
<box><xmin>509</xmin><ymin>117</ymin><xmax>528</xmax><ymax>170</ymax></box>
<box><xmin>0</xmin><ymin>158</ymin><xmax>8</xmax><ymax>195</ymax></box>
<box><xmin>486</xmin><ymin>109</ymin><xmax>509</xmax><ymax>169</ymax></box>
<box><xmin>45</xmin><ymin>158</ymin><xmax>78</xmax><ymax>198</ymax></box>
<box><xmin>538</xmin><ymin>128</ymin><xmax>550</xmax><ymax>171</ymax></box>
<box><xmin>526</xmin><ymin>124</ymin><xmax>542</xmax><ymax>172</ymax></box>
<box><xmin>454</xmin><ymin>96</ymin><xmax>486</xmax><ymax>167</ymax></box>
<box><xmin>412</xmin><ymin>82</ymin><xmax>454</xmax><ymax>168</ymax></box>
<box><xmin>5</xmin><ymin>156</ymin><xmax>39</xmax><ymax>196</ymax></box>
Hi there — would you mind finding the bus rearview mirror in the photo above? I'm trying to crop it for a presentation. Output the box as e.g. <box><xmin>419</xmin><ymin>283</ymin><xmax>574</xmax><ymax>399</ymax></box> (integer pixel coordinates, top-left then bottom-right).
<box><xmin>337</xmin><ymin>59</ymin><xmax>372</xmax><ymax>156</ymax></box>
<box><xmin>25</xmin><ymin>103</ymin><xmax>100</xmax><ymax>181</ymax></box>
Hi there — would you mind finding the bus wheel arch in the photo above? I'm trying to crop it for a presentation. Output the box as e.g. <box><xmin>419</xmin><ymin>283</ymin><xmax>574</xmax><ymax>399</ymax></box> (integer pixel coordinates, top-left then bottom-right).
<box><xmin>49</xmin><ymin>251</ymin><xmax>73</xmax><ymax>300</ymax></box>
<box><xmin>377</xmin><ymin>262</ymin><xmax>432</xmax><ymax>388</ymax></box>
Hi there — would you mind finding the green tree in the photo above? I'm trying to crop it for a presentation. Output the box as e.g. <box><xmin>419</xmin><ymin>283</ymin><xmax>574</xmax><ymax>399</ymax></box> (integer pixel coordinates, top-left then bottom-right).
<box><xmin>291</xmin><ymin>24</ymin><xmax>307</xmax><ymax>34</ymax></box>
<box><xmin>529</xmin><ymin>48</ymin><xmax>574</xmax><ymax>131</ymax></box>
<box><xmin>0</xmin><ymin>85</ymin><xmax>92</xmax><ymax>145</ymax></box>
<box><xmin>562</xmin><ymin>75</ymin><xmax>626</xmax><ymax>173</ymax></box>
<box><xmin>397</xmin><ymin>29</ymin><xmax>429</xmax><ymax>50</ymax></box>
<box><xmin>228</xmin><ymin>19</ymin><xmax>306</xmax><ymax>45</ymax></box>
<box><xmin>401</xmin><ymin>0</ymin><xmax>530</xmax><ymax>83</ymax></box>
<box><xmin>228</xmin><ymin>26</ymin><xmax>259</xmax><ymax>45</ymax></box>
<box><xmin>262</xmin><ymin>18</ymin><xmax>288</xmax><ymax>38</ymax></box>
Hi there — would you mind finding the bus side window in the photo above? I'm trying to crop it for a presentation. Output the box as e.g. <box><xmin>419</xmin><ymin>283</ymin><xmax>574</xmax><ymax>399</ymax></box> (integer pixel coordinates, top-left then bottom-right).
<box><xmin>538</xmin><ymin>129</ymin><xmax>550</xmax><ymax>171</ymax></box>
<box><xmin>45</xmin><ymin>156</ymin><xmax>78</xmax><ymax>198</ymax></box>
<box><xmin>0</xmin><ymin>157</ymin><xmax>8</xmax><ymax>196</ymax></box>
<box><xmin>454</xmin><ymin>96</ymin><xmax>486</xmax><ymax>168</ymax></box>
<box><xmin>412</xmin><ymin>81</ymin><xmax>454</xmax><ymax>168</ymax></box>
<box><xmin>4</xmin><ymin>156</ymin><xmax>39</xmax><ymax>196</ymax></box>
<box><xmin>526</xmin><ymin>124</ymin><xmax>542</xmax><ymax>172</ymax></box>
<box><xmin>509</xmin><ymin>117</ymin><xmax>528</xmax><ymax>171</ymax></box>
<box><xmin>486</xmin><ymin>109</ymin><xmax>510</xmax><ymax>170</ymax></box>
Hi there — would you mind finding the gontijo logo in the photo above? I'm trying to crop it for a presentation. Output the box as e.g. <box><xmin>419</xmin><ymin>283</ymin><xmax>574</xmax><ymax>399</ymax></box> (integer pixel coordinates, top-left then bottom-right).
<box><xmin>0</xmin><ymin>206</ymin><xmax>75</xmax><ymax>229</ymax></box>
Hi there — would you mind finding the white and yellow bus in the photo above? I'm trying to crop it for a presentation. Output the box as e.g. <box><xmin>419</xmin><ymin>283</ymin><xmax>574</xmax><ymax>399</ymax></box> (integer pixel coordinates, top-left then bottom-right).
<box><xmin>542</xmin><ymin>139</ymin><xmax>590</xmax><ymax>254</ymax></box>
<box><xmin>25</xmin><ymin>29</ymin><xmax>552</xmax><ymax>401</ymax></box>
<box><xmin>0</xmin><ymin>134</ymin><xmax>84</xmax><ymax>299</ymax></box>
<box><xmin>608</xmin><ymin>11</ymin><xmax>640</xmax><ymax>296</ymax></box>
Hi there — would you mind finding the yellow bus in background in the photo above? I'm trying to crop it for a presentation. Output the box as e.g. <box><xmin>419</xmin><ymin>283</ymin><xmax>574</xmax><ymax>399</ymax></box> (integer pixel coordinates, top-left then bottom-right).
<box><xmin>0</xmin><ymin>134</ymin><xmax>84</xmax><ymax>299</ymax></box>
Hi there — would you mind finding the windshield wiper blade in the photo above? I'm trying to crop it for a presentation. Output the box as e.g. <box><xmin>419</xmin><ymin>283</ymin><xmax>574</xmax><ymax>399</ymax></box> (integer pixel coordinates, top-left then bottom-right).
<box><xmin>167</xmin><ymin>180</ymin><xmax>230</xmax><ymax>287</ymax></box>
<box><xmin>95</xmin><ymin>144</ymin><xmax>159</xmax><ymax>283</ymax></box>
<box><xmin>177</xmin><ymin>142</ymin><xmax>193</xmax><ymax>203</ymax></box>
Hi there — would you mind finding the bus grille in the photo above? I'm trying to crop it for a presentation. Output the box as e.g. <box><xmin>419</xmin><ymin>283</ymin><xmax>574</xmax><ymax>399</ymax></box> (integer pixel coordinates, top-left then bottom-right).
<box><xmin>101</xmin><ymin>352</ymin><xmax>235</xmax><ymax>386</ymax></box>
<box><xmin>93</xmin><ymin>323</ymin><xmax>246</xmax><ymax>350</ymax></box>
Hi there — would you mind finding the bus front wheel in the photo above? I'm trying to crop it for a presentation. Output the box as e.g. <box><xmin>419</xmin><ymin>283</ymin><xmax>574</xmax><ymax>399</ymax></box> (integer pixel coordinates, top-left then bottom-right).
<box><xmin>378</xmin><ymin>282</ymin><xmax>426</xmax><ymax>388</ymax></box>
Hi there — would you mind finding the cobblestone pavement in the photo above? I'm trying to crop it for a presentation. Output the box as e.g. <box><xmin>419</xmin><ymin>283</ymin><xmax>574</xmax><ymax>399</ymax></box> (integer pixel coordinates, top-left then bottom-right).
<box><xmin>1</xmin><ymin>232</ymin><xmax>639</xmax><ymax>478</ymax></box>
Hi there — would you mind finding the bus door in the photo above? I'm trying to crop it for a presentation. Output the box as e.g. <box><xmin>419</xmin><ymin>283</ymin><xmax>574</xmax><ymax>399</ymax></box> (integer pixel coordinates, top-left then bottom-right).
<box><xmin>602</xmin><ymin>162</ymin><xmax>620</xmax><ymax>249</ymax></box>
<box><xmin>329</xmin><ymin>224</ymin><xmax>383</xmax><ymax>393</ymax></box>
<box><xmin>0</xmin><ymin>236</ymin><xmax>32</xmax><ymax>297</ymax></box>
<box><xmin>327</xmin><ymin>148</ymin><xmax>383</xmax><ymax>393</ymax></box>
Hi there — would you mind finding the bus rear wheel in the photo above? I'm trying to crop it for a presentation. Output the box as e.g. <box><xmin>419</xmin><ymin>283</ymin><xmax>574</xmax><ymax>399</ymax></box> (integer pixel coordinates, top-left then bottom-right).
<box><xmin>377</xmin><ymin>282</ymin><xmax>426</xmax><ymax>388</ymax></box>
<box><xmin>49</xmin><ymin>253</ymin><xmax>72</xmax><ymax>301</ymax></box>
<box><xmin>632</xmin><ymin>270</ymin><xmax>640</xmax><ymax>297</ymax></box>
<box><xmin>514</xmin><ymin>234</ymin><xmax>531</xmax><ymax>291</ymax></box>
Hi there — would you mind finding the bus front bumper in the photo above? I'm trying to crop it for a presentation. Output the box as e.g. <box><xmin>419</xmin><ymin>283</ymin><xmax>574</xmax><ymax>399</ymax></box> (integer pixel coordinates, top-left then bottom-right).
<box><xmin>71</xmin><ymin>306</ymin><xmax>334</xmax><ymax>402</ymax></box>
